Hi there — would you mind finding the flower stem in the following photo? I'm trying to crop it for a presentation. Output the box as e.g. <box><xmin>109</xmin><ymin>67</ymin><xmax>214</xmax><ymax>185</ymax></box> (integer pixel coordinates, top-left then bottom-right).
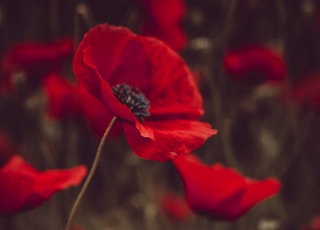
<box><xmin>73</xmin><ymin>3</ymin><xmax>95</xmax><ymax>48</ymax></box>
<box><xmin>64</xmin><ymin>116</ymin><xmax>117</xmax><ymax>230</ymax></box>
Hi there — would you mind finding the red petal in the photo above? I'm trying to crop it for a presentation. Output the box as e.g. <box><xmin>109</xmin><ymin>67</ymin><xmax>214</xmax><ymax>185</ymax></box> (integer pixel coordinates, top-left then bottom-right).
<box><xmin>76</xmin><ymin>86</ymin><xmax>123</xmax><ymax>137</ymax></box>
<box><xmin>139</xmin><ymin>0</ymin><xmax>185</xmax><ymax>25</ymax></box>
<box><xmin>42</xmin><ymin>73</ymin><xmax>78</xmax><ymax>119</ymax></box>
<box><xmin>224</xmin><ymin>45</ymin><xmax>286</xmax><ymax>83</ymax></box>
<box><xmin>223</xmin><ymin>178</ymin><xmax>281</xmax><ymax>219</ymax></box>
<box><xmin>139</xmin><ymin>36</ymin><xmax>203</xmax><ymax>118</ymax></box>
<box><xmin>0</xmin><ymin>155</ymin><xmax>87</xmax><ymax>215</ymax></box>
<box><xmin>160</xmin><ymin>192</ymin><xmax>194</xmax><ymax>222</ymax></box>
<box><xmin>173</xmin><ymin>156</ymin><xmax>245</xmax><ymax>205</ymax></box>
<box><xmin>33</xmin><ymin>166</ymin><xmax>86</xmax><ymax>199</ymax></box>
<box><xmin>123</xmin><ymin>120</ymin><xmax>217</xmax><ymax>161</ymax></box>
<box><xmin>3</xmin><ymin>38</ymin><xmax>73</xmax><ymax>68</ymax></box>
<box><xmin>1</xmin><ymin>38</ymin><xmax>73</xmax><ymax>92</ymax></box>
<box><xmin>73</xmin><ymin>24</ymin><xmax>151</xmax><ymax>95</ymax></box>
<box><xmin>138</xmin><ymin>0</ymin><xmax>187</xmax><ymax>51</ymax></box>
<box><xmin>173</xmin><ymin>154</ymin><xmax>281</xmax><ymax>220</ymax></box>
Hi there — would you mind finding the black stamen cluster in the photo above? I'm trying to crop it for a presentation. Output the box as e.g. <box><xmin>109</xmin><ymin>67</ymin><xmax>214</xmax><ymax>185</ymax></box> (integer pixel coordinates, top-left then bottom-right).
<box><xmin>112</xmin><ymin>84</ymin><xmax>150</xmax><ymax>121</ymax></box>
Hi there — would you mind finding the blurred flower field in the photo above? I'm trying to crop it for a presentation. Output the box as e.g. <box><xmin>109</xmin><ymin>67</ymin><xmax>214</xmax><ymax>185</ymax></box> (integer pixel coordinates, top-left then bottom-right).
<box><xmin>0</xmin><ymin>0</ymin><xmax>320</xmax><ymax>229</ymax></box>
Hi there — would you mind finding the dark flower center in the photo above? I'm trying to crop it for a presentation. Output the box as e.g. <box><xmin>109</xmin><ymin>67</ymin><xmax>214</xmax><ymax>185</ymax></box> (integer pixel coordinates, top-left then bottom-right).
<box><xmin>112</xmin><ymin>84</ymin><xmax>150</xmax><ymax>121</ymax></box>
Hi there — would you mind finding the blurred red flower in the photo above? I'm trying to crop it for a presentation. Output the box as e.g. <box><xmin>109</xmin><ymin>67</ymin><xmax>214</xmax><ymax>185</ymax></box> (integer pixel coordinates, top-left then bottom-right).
<box><xmin>224</xmin><ymin>45</ymin><xmax>286</xmax><ymax>84</ymax></box>
<box><xmin>1</xmin><ymin>38</ymin><xmax>73</xmax><ymax>92</ymax></box>
<box><xmin>159</xmin><ymin>192</ymin><xmax>194</xmax><ymax>222</ymax></box>
<box><xmin>302</xmin><ymin>215</ymin><xmax>320</xmax><ymax>230</ymax></box>
<box><xmin>292</xmin><ymin>74</ymin><xmax>320</xmax><ymax>110</ymax></box>
<box><xmin>73</xmin><ymin>23</ymin><xmax>216</xmax><ymax>161</ymax></box>
<box><xmin>42</xmin><ymin>73</ymin><xmax>78</xmax><ymax>120</ymax></box>
<box><xmin>0</xmin><ymin>155</ymin><xmax>87</xmax><ymax>215</ymax></box>
<box><xmin>312</xmin><ymin>221</ymin><xmax>320</xmax><ymax>230</ymax></box>
<box><xmin>70</xmin><ymin>226</ymin><xmax>85</xmax><ymax>230</ymax></box>
<box><xmin>173</xmin><ymin>154</ymin><xmax>281</xmax><ymax>220</ymax></box>
<box><xmin>137</xmin><ymin>0</ymin><xmax>187</xmax><ymax>51</ymax></box>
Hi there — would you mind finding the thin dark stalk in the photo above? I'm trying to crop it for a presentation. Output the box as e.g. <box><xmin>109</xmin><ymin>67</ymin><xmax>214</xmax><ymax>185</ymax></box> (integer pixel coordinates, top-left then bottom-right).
<box><xmin>208</xmin><ymin>0</ymin><xmax>240</xmax><ymax>168</ymax></box>
<box><xmin>73</xmin><ymin>3</ymin><xmax>95</xmax><ymax>48</ymax></box>
<box><xmin>64</xmin><ymin>116</ymin><xmax>117</xmax><ymax>230</ymax></box>
<box><xmin>50</xmin><ymin>0</ymin><xmax>59</xmax><ymax>37</ymax></box>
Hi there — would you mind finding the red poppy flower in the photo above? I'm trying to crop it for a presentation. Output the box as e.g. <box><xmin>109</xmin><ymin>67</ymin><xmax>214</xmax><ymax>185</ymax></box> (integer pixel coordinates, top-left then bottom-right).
<box><xmin>0</xmin><ymin>155</ymin><xmax>87</xmax><ymax>215</ymax></box>
<box><xmin>73</xmin><ymin>23</ymin><xmax>216</xmax><ymax>161</ymax></box>
<box><xmin>137</xmin><ymin>0</ymin><xmax>187</xmax><ymax>51</ymax></box>
<box><xmin>42</xmin><ymin>73</ymin><xmax>78</xmax><ymax>120</ymax></box>
<box><xmin>292</xmin><ymin>73</ymin><xmax>320</xmax><ymax>110</ymax></box>
<box><xmin>159</xmin><ymin>192</ymin><xmax>194</xmax><ymax>221</ymax></box>
<box><xmin>1</xmin><ymin>38</ymin><xmax>73</xmax><ymax>92</ymax></box>
<box><xmin>224</xmin><ymin>45</ymin><xmax>286</xmax><ymax>83</ymax></box>
<box><xmin>173</xmin><ymin>154</ymin><xmax>281</xmax><ymax>220</ymax></box>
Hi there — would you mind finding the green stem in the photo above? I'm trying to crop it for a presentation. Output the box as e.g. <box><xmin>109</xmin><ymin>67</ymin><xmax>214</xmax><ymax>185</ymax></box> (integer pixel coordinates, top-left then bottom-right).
<box><xmin>64</xmin><ymin>116</ymin><xmax>117</xmax><ymax>230</ymax></box>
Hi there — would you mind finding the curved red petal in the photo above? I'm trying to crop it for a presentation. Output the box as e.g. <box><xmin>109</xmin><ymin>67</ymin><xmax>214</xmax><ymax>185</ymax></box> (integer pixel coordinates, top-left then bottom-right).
<box><xmin>33</xmin><ymin>165</ymin><xmax>87</xmax><ymax>199</ymax></box>
<box><xmin>0</xmin><ymin>155</ymin><xmax>87</xmax><ymax>215</ymax></box>
<box><xmin>0</xmin><ymin>171</ymin><xmax>35</xmax><ymax>214</ymax></box>
<box><xmin>226</xmin><ymin>178</ymin><xmax>281</xmax><ymax>219</ymax></box>
<box><xmin>73</xmin><ymin>24</ymin><xmax>151</xmax><ymax>95</ymax></box>
<box><xmin>140</xmin><ymin>36</ymin><xmax>203</xmax><ymax>117</ymax></box>
<box><xmin>173</xmin><ymin>155</ymin><xmax>245</xmax><ymax>206</ymax></box>
<box><xmin>2</xmin><ymin>155</ymin><xmax>37</xmax><ymax>174</ymax></box>
<box><xmin>123</xmin><ymin>120</ymin><xmax>217</xmax><ymax>161</ymax></box>
<box><xmin>207</xmin><ymin>178</ymin><xmax>281</xmax><ymax>220</ymax></box>
<box><xmin>173</xmin><ymin>154</ymin><xmax>281</xmax><ymax>220</ymax></box>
